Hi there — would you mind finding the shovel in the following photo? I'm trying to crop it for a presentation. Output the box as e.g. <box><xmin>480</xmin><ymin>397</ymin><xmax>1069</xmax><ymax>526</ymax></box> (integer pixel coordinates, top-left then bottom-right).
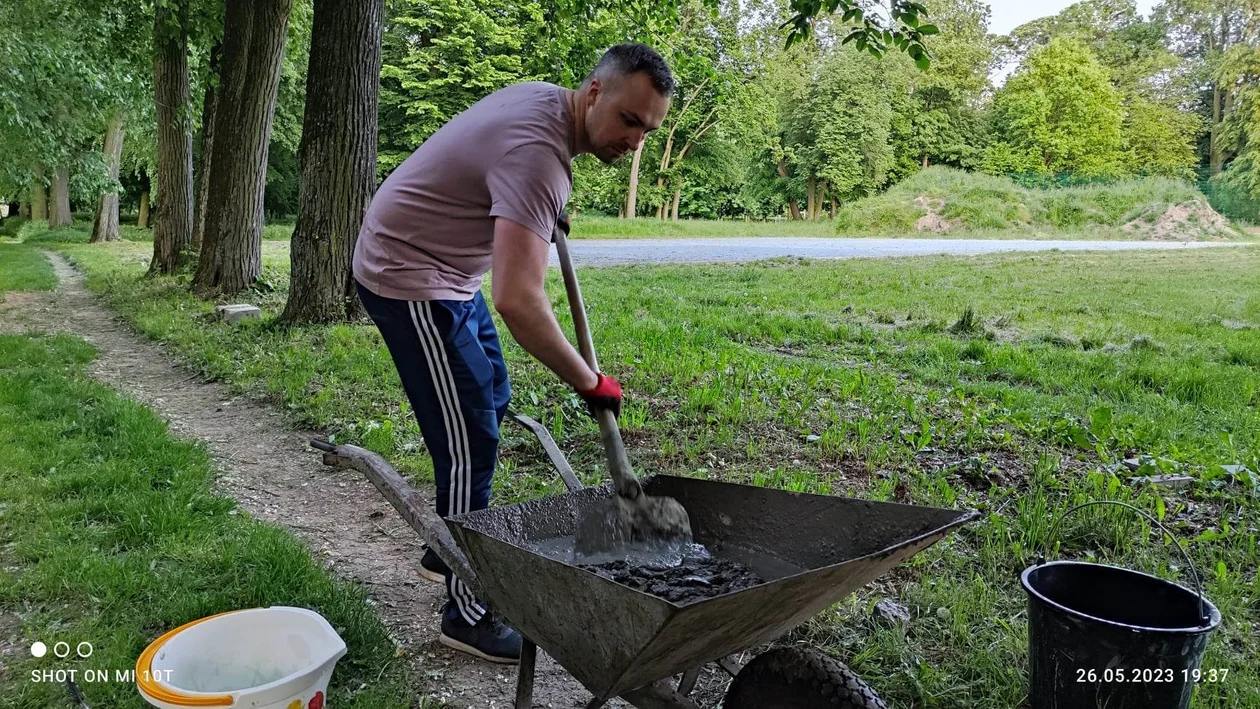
<box><xmin>551</xmin><ymin>221</ymin><xmax>693</xmax><ymax>558</ymax></box>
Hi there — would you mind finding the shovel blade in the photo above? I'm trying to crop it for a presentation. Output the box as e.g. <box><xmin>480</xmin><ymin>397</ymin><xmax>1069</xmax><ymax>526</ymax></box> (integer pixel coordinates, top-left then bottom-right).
<box><xmin>575</xmin><ymin>493</ymin><xmax>693</xmax><ymax>557</ymax></box>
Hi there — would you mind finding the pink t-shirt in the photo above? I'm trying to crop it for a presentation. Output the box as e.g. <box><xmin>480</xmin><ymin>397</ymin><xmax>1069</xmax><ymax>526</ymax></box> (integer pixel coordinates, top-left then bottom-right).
<box><xmin>353</xmin><ymin>81</ymin><xmax>575</xmax><ymax>301</ymax></box>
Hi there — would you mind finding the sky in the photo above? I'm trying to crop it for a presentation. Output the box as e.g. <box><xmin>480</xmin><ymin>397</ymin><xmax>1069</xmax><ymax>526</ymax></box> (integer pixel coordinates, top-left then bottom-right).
<box><xmin>987</xmin><ymin>0</ymin><xmax>1161</xmax><ymax>36</ymax></box>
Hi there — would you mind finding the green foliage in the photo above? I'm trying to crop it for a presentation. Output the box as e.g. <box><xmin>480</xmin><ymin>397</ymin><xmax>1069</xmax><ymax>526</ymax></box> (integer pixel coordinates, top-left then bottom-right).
<box><xmin>1209</xmin><ymin>168</ymin><xmax>1260</xmax><ymax>223</ymax></box>
<box><xmin>377</xmin><ymin>0</ymin><xmax>545</xmax><ymax>175</ymax></box>
<box><xmin>984</xmin><ymin>37</ymin><xmax>1126</xmax><ymax>178</ymax></box>
<box><xmin>1123</xmin><ymin>97</ymin><xmax>1203</xmax><ymax>179</ymax></box>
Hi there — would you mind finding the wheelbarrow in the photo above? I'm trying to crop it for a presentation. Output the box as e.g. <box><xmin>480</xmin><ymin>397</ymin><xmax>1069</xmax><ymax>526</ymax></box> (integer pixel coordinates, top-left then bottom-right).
<box><xmin>310</xmin><ymin>410</ymin><xmax>978</xmax><ymax>708</ymax></box>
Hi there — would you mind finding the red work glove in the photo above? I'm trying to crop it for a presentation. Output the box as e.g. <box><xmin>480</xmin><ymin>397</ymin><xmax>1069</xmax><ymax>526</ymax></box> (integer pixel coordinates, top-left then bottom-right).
<box><xmin>575</xmin><ymin>373</ymin><xmax>622</xmax><ymax>418</ymax></box>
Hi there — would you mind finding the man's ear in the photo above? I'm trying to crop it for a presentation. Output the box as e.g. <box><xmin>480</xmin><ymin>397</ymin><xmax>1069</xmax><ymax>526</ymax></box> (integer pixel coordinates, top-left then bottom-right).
<box><xmin>586</xmin><ymin>78</ymin><xmax>601</xmax><ymax>106</ymax></box>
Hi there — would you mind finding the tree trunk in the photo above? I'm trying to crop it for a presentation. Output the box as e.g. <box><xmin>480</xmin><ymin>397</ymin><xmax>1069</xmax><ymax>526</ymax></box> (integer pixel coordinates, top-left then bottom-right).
<box><xmin>807</xmin><ymin>174</ymin><xmax>816</xmax><ymax>221</ymax></box>
<box><xmin>776</xmin><ymin>160</ymin><xmax>802</xmax><ymax>221</ymax></box>
<box><xmin>818</xmin><ymin>182</ymin><xmax>827</xmax><ymax>220</ymax></box>
<box><xmin>193</xmin><ymin>40</ymin><xmax>223</xmax><ymax>252</ymax></box>
<box><xmin>91</xmin><ymin>112</ymin><xmax>126</xmax><ymax>243</ymax></box>
<box><xmin>625</xmin><ymin>141</ymin><xmax>643</xmax><ymax>218</ymax></box>
<box><xmin>151</xmin><ymin>1</ymin><xmax>195</xmax><ymax>274</ymax></box>
<box><xmin>281</xmin><ymin>0</ymin><xmax>384</xmax><ymax>323</ymax></box>
<box><xmin>193</xmin><ymin>0</ymin><xmax>294</xmax><ymax>296</ymax></box>
<box><xmin>670</xmin><ymin>182</ymin><xmax>681</xmax><ymax>221</ymax></box>
<box><xmin>20</xmin><ymin>200</ymin><xmax>30</xmax><ymax>219</ymax></box>
<box><xmin>49</xmin><ymin>167</ymin><xmax>73</xmax><ymax>228</ymax></box>
<box><xmin>138</xmin><ymin>189</ymin><xmax>151</xmax><ymax>228</ymax></box>
<box><xmin>30</xmin><ymin>166</ymin><xmax>48</xmax><ymax>222</ymax></box>
<box><xmin>1210</xmin><ymin>85</ymin><xmax>1224</xmax><ymax>175</ymax></box>
<box><xmin>922</xmin><ymin>153</ymin><xmax>929</xmax><ymax>169</ymax></box>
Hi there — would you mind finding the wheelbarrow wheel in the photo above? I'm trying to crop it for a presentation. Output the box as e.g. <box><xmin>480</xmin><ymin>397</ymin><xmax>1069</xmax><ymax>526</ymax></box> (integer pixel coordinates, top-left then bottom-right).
<box><xmin>722</xmin><ymin>646</ymin><xmax>887</xmax><ymax>709</ymax></box>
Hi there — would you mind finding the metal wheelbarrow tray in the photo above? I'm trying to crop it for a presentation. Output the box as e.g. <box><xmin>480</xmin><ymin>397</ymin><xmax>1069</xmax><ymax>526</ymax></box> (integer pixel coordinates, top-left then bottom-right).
<box><xmin>312</xmin><ymin>413</ymin><xmax>978</xmax><ymax>708</ymax></box>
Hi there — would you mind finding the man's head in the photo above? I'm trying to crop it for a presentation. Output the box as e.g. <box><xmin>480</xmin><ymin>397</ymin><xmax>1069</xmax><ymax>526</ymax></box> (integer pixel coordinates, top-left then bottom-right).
<box><xmin>578</xmin><ymin>43</ymin><xmax>674</xmax><ymax>164</ymax></box>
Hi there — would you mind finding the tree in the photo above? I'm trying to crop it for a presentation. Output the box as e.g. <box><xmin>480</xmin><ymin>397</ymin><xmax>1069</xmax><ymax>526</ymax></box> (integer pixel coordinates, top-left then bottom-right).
<box><xmin>193</xmin><ymin>0</ymin><xmax>295</xmax><ymax>296</ymax></box>
<box><xmin>281</xmin><ymin>0</ymin><xmax>385</xmax><ymax>323</ymax></box>
<box><xmin>1158</xmin><ymin>0</ymin><xmax>1260</xmax><ymax>174</ymax></box>
<box><xmin>151</xmin><ymin>0</ymin><xmax>195</xmax><ymax>273</ymax></box>
<box><xmin>192</xmin><ymin>40</ymin><xmax>222</xmax><ymax>249</ymax></box>
<box><xmin>983</xmin><ymin>37</ymin><xmax>1126</xmax><ymax>177</ymax></box>
<box><xmin>1217</xmin><ymin>44</ymin><xmax>1260</xmax><ymax>198</ymax></box>
<box><xmin>49</xmin><ymin>167</ymin><xmax>73</xmax><ymax>227</ymax></box>
<box><xmin>376</xmin><ymin>0</ymin><xmax>543</xmax><ymax>174</ymax></box>
<box><xmin>1124</xmin><ymin>97</ymin><xmax>1203</xmax><ymax>177</ymax></box>
<box><xmin>806</xmin><ymin>47</ymin><xmax>896</xmax><ymax>206</ymax></box>
<box><xmin>90</xmin><ymin>112</ymin><xmax>126</xmax><ymax>242</ymax></box>
<box><xmin>889</xmin><ymin>0</ymin><xmax>992</xmax><ymax>176</ymax></box>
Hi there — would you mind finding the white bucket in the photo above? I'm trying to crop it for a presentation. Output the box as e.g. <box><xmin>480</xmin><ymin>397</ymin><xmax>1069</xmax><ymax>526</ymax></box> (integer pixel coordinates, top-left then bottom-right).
<box><xmin>136</xmin><ymin>606</ymin><xmax>347</xmax><ymax>709</ymax></box>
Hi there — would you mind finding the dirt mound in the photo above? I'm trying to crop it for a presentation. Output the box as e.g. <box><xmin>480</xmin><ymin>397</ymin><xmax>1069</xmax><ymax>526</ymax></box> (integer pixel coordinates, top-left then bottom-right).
<box><xmin>1122</xmin><ymin>199</ymin><xmax>1238</xmax><ymax>241</ymax></box>
<box><xmin>914</xmin><ymin>195</ymin><xmax>961</xmax><ymax>233</ymax></box>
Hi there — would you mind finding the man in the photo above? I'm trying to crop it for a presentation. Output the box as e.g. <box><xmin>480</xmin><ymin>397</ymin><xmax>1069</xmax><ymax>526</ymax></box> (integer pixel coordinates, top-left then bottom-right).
<box><xmin>352</xmin><ymin>44</ymin><xmax>674</xmax><ymax>664</ymax></box>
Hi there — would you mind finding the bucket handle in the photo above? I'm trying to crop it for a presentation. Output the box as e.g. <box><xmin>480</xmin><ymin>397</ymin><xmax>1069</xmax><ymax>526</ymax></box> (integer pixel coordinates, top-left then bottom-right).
<box><xmin>1038</xmin><ymin>500</ymin><xmax>1209</xmax><ymax>626</ymax></box>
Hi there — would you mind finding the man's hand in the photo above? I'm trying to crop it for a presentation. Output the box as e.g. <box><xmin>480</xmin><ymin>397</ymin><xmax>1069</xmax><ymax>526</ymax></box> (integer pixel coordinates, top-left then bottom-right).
<box><xmin>575</xmin><ymin>372</ymin><xmax>622</xmax><ymax>418</ymax></box>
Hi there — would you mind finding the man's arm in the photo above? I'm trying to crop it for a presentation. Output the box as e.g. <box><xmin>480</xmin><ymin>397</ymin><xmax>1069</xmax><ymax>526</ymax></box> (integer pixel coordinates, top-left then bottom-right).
<box><xmin>490</xmin><ymin>217</ymin><xmax>599</xmax><ymax>392</ymax></box>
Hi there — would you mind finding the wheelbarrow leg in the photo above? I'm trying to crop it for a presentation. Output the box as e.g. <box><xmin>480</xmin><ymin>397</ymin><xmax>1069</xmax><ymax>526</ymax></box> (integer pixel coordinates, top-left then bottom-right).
<box><xmin>514</xmin><ymin>637</ymin><xmax>537</xmax><ymax>709</ymax></box>
<box><xmin>676</xmin><ymin>667</ymin><xmax>701</xmax><ymax>697</ymax></box>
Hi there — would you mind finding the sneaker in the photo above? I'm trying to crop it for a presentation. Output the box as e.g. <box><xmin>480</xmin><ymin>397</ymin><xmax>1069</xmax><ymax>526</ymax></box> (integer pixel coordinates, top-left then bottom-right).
<box><xmin>439</xmin><ymin>604</ymin><xmax>522</xmax><ymax>664</ymax></box>
<box><xmin>418</xmin><ymin>546</ymin><xmax>449</xmax><ymax>584</ymax></box>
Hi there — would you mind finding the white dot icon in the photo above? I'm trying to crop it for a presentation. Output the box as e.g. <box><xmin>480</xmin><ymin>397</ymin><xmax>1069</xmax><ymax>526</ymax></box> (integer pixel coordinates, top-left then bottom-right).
<box><xmin>31</xmin><ymin>642</ymin><xmax>47</xmax><ymax>658</ymax></box>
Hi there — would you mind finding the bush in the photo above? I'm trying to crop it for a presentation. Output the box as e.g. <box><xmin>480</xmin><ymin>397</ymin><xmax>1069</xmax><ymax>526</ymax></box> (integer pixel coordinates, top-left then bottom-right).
<box><xmin>0</xmin><ymin>215</ymin><xmax>27</xmax><ymax>238</ymax></box>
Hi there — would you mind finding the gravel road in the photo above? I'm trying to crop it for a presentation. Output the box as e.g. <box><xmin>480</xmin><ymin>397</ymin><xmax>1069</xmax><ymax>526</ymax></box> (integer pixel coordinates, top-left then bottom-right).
<box><xmin>552</xmin><ymin>237</ymin><xmax>1250</xmax><ymax>266</ymax></box>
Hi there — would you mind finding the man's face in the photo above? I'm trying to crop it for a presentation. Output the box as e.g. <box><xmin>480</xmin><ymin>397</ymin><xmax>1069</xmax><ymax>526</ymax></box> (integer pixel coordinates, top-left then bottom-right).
<box><xmin>583</xmin><ymin>73</ymin><xmax>671</xmax><ymax>164</ymax></box>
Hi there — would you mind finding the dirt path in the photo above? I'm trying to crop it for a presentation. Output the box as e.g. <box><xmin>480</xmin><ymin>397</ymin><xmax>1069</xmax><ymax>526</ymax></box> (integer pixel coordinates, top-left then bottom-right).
<box><xmin>1</xmin><ymin>251</ymin><xmax>650</xmax><ymax>708</ymax></box>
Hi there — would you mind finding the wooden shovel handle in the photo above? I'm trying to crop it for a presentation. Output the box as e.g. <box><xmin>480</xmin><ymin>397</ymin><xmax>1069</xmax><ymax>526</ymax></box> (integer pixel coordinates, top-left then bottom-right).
<box><xmin>553</xmin><ymin>225</ymin><xmax>642</xmax><ymax>500</ymax></box>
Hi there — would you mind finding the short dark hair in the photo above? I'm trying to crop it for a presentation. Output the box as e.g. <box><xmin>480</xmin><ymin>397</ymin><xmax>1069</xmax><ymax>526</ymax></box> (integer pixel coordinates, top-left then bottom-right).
<box><xmin>584</xmin><ymin>43</ymin><xmax>674</xmax><ymax>96</ymax></box>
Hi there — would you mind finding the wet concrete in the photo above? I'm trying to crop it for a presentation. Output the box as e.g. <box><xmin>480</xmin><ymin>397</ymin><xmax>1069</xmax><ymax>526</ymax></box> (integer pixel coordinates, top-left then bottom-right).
<box><xmin>580</xmin><ymin>556</ymin><xmax>765</xmax><ymax>604</ymax></box>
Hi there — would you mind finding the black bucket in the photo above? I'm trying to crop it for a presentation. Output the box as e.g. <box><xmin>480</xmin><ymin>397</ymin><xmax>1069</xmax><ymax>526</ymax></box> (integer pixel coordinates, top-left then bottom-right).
<box><xmin>1021</xmin><ymin>501</ymin><xmax>1222</xmax><ymax>709</ymax></box>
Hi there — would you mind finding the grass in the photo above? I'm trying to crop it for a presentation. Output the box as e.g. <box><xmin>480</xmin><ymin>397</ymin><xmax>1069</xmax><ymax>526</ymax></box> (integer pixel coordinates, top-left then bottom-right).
<box><xmin>834</xmin><ymin>166</ymin><xmax>1248</xmax><ymax>239</ymax></box>
<box><xmin>0</xmin><ymin>334</ymin><xmax>415</xmax><ymax>708</ymax></box>
<box><xmin>0</xmin><ymin>244</ymin><xmax>56</xmax><ymax>297</ymax></box>
<box><xmin>0</xmin><ymin>237</ymin><xmax>416</xmax><ymax>707</ymax></box>
<box><xmin>25</xmin><ymin>222</ymin><xmax>1260</xmax><ymax>707</ymax></box>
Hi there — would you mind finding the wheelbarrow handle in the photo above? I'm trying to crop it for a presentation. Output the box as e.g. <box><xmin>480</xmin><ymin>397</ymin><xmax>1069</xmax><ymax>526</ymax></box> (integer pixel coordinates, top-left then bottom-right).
<box><xmin>552</xmin><ymin>224</ymin><xmax>642</xmax><ymax>501</ymax></box>
<box><xmin>310</xmin><ymin>439</ymin><xmax>481</xmax><ymax>595</ymax></box>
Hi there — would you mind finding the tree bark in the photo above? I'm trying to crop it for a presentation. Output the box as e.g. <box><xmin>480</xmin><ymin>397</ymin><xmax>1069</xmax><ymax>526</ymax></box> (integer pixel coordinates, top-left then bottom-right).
<box><xmin>1210</xmin><ymin>85</ymin><xmax>1224</xmax><ymax>175</ymax></box>
<box><xmin>776</xmin><ymin>160</ymin><xmax>802</xmax><ymax>221</ymax></box>
<box><xmin>807</xmin><ymin>174</ymin><xmax>816</xmax><ymax>221</ymax></box>
<box><xmin>91</xmin><ymin>112</ymin><xmax>126</xmax><ymax>243</ymax></box>
<box><xmin>138</xmin><ymin>189</ymin><xmax>151</xmax><ymax>227</ymax></box>
<box><xmin>151</xmin><ymin>1</ymin><xmax>195</xmax><ymax>274</ymax></box>
<box><xmin>193</xmin><ymin>0</ymin><xmax>294</xmax><ymax>296</ymax></box>
<box><xmin>30</xmin><ymin>166</ymin><xmax>48</xmax><ymax>222</ymax></box>
<box><xmin>625</xmin><ymin>141</ymin><xmax>643</xmax><ymax>218</ymax></box>
<box><xmin>193</xmin><ymin>40</ymin><xmax>223</xmax><ymax>252</ymax></box>
<box><xmin>281</xmin><ymin>0</ymin><xmax>384</xmax><ymax>323</ymax></box>
<box><xmin>670</xmin><ymin>182</ymin><xmax>681</xmax><ymax>221</ymax></box>
<box><xmin>49</xmin><ymin>166</ymin><xmax>73</xmax><ymax>228</ymax></box>
<box><xmin>922</xmin><ymin>153</ymin><xmax>929</xmax><ymax>169</ymax></box>
<box><xmin>817</xmin><ymin>182</ymin><xmax>827</xmax><ymax>220</ymax></box>
<box><xmin>20</xmin><ymin>200</ymin><xmax>30</xmax><ymax>219</ymax></box>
